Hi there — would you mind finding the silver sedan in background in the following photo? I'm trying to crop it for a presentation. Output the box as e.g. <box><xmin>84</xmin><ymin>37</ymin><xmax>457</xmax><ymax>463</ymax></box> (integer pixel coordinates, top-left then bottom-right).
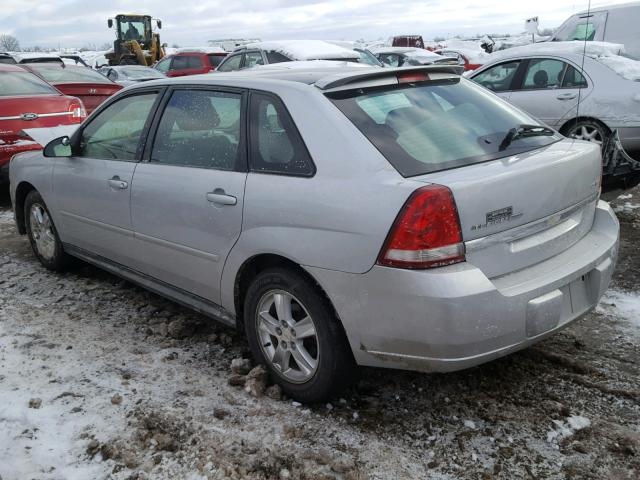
<box><xmin>9</xmin><ymin>65</ymin><xmax>618</xmax><ymax>402</ymax></box>
<box><xmin>469</xmin><ymin>48</ymin><xmax>640</xmax><ymax>163</ymax></box>
<box><xmin>99</xmin><ymin>65</ymin><xmax>166</xmax><ymax>86</ymax></box>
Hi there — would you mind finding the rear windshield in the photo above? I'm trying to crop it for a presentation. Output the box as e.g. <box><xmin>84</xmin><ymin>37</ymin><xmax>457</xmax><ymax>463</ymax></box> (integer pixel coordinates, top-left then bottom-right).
<box><xmin>0</xmin><ymin>71</ymin><xmax>58</xmax><ymax>96</ymax></box>
<box><xmin>327</xmin><ymin>77</ymin><xmax>561</xmax><ymax>176</ymax></box>
<box><xmin>28</xmin><ymin>64</ymin><xmax>113</xmax><ymax>84</ymax></box>
<box><xmin>119</xmin><ymin>67</ymin><xmax>165</xmax><ymax>79</ymax></box>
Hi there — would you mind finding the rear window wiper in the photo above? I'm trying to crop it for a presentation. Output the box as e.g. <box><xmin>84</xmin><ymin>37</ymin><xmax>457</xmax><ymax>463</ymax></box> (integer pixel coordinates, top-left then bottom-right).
<box><xmin>499</xmin><ymin>124</ymin><xmax>555</xmax><ymax>151</ymax></box>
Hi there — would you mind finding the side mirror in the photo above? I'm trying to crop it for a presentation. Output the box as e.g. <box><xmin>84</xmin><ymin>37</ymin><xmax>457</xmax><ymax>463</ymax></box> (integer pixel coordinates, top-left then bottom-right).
<box><xmin>108</xmin><ymin>19</ymin><xmax>113</xmax><ymax>28</ymax></box>
<box><xmin>43</xmin><ymin>136</ymin><xmax>72</xmax><ymax>158</ymax></box>
<box><xmin>156</xmin><ymin>20</ymin><xmax>162</xmax><ymax>29</ymax></box>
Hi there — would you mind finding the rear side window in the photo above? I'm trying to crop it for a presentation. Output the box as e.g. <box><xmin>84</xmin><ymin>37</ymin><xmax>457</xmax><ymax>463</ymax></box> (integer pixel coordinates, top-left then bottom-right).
<box><xmin>249</xmin><ymin>93</ymin><xmax>314</xmax><ymax>176</ymax></box>
<box><xmin>562</xmin><ymin>65</ymin><xmax>588</xmax><ymax>88</ymax></box>
<box><xmin>265</xmin><ymin>51</ymin><xmax>290</xmax><ymax>64</ymax></box>
<box><xmin>171</xmin><ymin>56</ymin><xmax>190</xmax><ymax>70</ymax></box>
<box><xmin>328</xmin><ymin>78</ymin><xmax>561</xmax><ymax>177</ymax></box>
<box><xmin>522</xmin><ymin>59</ymin><xmax>566</xmax><ymax>89</ymax></box>
<box><xmin>0</xmin><ymin>71</ymin><xmax>58</xmax><ymax>96</ymax></box>
<box><xmin>186</xmin><ymin>56</ymin><xmax>202</xmax><ymax>69</ymax></box>
<box><xmin>472</xmin><ymin>61</ymin><xmax>520</xmax><ymax>92</ymax></box>
<box><xmin>151</xmin><ymin>90</ymin><xmax>241</xmax><ymax>170</ymax></box>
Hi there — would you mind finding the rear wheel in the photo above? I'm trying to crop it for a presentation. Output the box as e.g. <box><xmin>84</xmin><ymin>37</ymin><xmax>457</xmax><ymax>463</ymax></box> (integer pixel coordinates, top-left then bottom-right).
<box><xmin>24</xmin><ymin>190</ymin><xmax>70</xmax><ymax>271</ymax></box>
<box><xmin>244</xmin><ymin>268</ymin><xmax>355</xmax><ymax>403</ymax></box>
<box><xmin>564</xmin><ymin>119</ymin><xmax>609</xmax><ymax>146</ymax></box>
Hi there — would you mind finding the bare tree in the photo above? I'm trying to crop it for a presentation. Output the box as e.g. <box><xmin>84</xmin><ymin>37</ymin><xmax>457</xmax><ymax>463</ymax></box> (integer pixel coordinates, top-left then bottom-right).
<box><xmin>0</xmin><ymin>34</ymin><xmax>20</xmax><ymax>52</ymax></box>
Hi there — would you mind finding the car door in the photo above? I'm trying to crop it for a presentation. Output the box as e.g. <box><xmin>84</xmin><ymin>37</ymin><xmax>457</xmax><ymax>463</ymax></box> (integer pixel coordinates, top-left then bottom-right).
<box><xmin>507</xmin><ymin>58</ymin><xmax>591</xmax><ymax>128</ymax></box>
<box><xmin>53</xmin><ymin>89</ymin><xmax>162</xmax><ymax>267</ymax></box>
<box><xmin>470</xmin><ymin>60</ymin><xmax>522</xmax><ymax>102</ymax></box>
<box><xmin>130</xmin><ymin>87</ymin><xmax>247</xmax><ymax>303</ymax></box>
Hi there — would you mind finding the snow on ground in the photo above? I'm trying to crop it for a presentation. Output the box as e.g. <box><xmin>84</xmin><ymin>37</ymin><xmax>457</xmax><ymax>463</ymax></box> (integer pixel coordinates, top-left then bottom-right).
<box><xmin>597</xmin><ymin>289</ymin><xmax>640</xmax><ymax>329</ymax></box>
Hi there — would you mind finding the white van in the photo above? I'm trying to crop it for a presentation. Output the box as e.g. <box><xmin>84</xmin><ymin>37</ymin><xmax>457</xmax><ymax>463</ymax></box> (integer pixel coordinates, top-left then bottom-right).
<box><xmin>550</xmin><ymin>2</ymin><xmax>640</xmax><ymax>59</ymax></box>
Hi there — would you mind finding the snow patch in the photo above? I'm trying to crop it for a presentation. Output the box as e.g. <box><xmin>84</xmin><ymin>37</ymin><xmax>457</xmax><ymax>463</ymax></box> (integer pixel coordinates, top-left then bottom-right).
<box><xmin>546</xmin><ymin>415</ymin><xmax>591</xmax><ymax>444</ymax></box>
<box><xmin>597</xmin><ymin>290</ymin><xmax>640</xmax><ymax>329</ymax></box>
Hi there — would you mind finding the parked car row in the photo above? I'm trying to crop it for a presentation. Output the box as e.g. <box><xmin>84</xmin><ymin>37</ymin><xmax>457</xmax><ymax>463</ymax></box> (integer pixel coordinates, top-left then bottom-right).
<box><xmin>8</xmin><ymin>64</ymin><xmax>620</xmax><ymax>402</ymax></box>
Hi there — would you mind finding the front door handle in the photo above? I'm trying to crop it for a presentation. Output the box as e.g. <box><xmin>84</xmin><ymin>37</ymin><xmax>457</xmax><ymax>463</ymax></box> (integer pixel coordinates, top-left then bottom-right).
<box><xmin>108</xmin><ymin>176</ymin><xmax>128</xmax><ymax>189</ymax></box>
<box><xmin>206</xmin><ymin>188</ymin><xmax>237</xmax><ymax>206</ymax></box>
<box><xmin>557</xmin><ymin>92</ymin><xmax>577</xmax><ymax>100</ymax></box>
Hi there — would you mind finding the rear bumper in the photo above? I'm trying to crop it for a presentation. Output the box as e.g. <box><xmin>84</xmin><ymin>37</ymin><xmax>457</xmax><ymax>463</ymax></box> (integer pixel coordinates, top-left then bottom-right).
<box><xmin>306</xmin><ymin>201</ymin><xmax>619</xmax><ymax>372</ymax></box>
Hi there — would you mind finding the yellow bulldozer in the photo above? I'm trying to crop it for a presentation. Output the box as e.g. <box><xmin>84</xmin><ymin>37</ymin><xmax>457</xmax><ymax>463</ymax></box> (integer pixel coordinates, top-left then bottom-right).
<box><xmin>105</xmin><ymin>14</ymin><xmax>165</xmax><ymax>66</ymax></box>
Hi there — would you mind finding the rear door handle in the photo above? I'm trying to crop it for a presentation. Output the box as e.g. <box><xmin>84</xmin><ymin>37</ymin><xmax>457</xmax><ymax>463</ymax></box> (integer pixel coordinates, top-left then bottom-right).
<box><xmin>206</xmin><ymin>189</ymin><xmax>237</xmax><ymax>206</ymax></box>
<box><xmin>557</xmin><ymin>93</ymin><xmax>577</xmax><ymax>100</ymax></box>
<box><xmin>108</xmin><ymin>176</ymin><xmax>128</xmax><ymax>189</ymax></box>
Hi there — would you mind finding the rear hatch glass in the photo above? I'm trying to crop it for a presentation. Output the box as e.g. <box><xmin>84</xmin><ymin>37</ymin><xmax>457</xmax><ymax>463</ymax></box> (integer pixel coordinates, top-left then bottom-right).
<box><xmin>327</xmin><ymin>76</ymin><xmax>562</xmax><ymax>177</ymax></box>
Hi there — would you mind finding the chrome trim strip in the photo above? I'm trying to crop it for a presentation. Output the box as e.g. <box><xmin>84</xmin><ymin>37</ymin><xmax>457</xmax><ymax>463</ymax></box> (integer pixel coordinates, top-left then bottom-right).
<box><xmin>465</xmin><ymin>192</ymin><xmax>600</xmax><ymax>253</ymax></box>
<box><xmin>135</xmin><ymin>231</ymin><xmax>220</xmax><ymax>263</ymax></box>
<box><xmin>0</xmin><ymin>112</ymin><xmax>73</xmax><ymax>121</ymax></box>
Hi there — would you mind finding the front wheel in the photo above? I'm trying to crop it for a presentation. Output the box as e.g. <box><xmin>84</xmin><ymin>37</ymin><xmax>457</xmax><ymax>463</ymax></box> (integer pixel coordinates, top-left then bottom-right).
<box><xmin>244</xmin><ymin>268</ymin><xmax>355</xmax><ymax>403</ymax></box>
<box><xmin>24</xmin><ymin>190</ymin><xmax>70</xmax><ymax>271</ymax></box>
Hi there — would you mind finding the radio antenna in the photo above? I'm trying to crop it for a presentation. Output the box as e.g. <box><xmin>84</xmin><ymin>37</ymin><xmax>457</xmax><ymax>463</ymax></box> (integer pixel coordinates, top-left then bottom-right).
<box><xmin>573</xmin><ymin>0</ymin><xmax>592</xmax><ymax>137</ymax></box>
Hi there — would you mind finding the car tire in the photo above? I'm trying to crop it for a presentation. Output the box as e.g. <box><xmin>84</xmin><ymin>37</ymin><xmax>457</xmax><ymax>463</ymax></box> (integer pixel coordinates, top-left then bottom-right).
<box><xmin>24</xmin><ymin>190</ymin><xmax>70</xmax><ymax>271</ymax></box>
<box><xmin>244</xmin><ymin>267</ymin><xmax>356</xmax><ymax>403</ymax></box>
<box><xmin>563</xmin><ymin>119</ymin><xmax>610</xmax><ymax>146</ymax></box>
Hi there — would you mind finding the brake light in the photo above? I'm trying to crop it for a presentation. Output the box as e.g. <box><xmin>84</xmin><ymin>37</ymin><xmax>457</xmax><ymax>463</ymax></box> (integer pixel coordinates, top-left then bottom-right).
<box><xmin>378</xmin><ymin>185</ymin><xmax>465</xmax><ymax>269</ymax></box>
<box><xmin>69</xmin><ymin>101</ymin><xmax>87</xmax><ymax>123</ymax></box>
<box><xmin>397</xmin><ymin>71</ymin><xmax>430</xmax><ymax>84</ymax></box>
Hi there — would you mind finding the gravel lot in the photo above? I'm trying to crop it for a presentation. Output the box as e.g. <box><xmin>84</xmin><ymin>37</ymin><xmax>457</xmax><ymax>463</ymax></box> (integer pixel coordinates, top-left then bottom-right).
<box><xmin>0</xmin><ymin>186</ymin><xmax>639</xmax><ymax>480</ymax></box>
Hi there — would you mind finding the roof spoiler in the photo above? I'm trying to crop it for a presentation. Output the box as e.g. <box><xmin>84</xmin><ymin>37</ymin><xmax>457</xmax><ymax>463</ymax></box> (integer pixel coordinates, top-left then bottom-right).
<box><xmin>315</xmin><ymin>65</ymin><xmax>464</xmax><ymax>90</ymax></box>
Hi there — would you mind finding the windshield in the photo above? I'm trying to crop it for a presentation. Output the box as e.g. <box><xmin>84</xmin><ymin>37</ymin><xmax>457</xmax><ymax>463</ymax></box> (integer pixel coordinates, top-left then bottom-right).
<box><xmin>0</xmin><ymin>71</ymin><xmax>58</xmax><ymax>96</ymax></box>
<box><xmin>553</xmin><ymin>11</ymin><xmax>607</xmax><ymax>42</ymax></box>
<box><xmin>119</xmin><ymin>67</ymin><xmax>164</xmax><ymax>79</ymax></box>
<box><xmin>29</xmin><ymin>65</ymin><xmax>113</xmax><ymax>84</ymax></box>
<box><xmin>118</xmin><ymin>18</ymin><xmax>149</xmax><ymax>42</ymax></box>
<box><xmin>355</xmin><ymin>49</ymin><xmax>383</xmax><ymax>66</ymax></box>
<box><xmin>328</xmin><ymin>77</ymin><xmax>561</xmax><ymax>177</ymax></box>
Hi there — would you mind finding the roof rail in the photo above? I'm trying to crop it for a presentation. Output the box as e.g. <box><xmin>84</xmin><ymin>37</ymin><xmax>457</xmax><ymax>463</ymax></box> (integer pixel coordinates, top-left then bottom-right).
<box><xmin>315</xmin><ymin>65</ymin><xmax>464</xmax><ymax>90</ymax></box>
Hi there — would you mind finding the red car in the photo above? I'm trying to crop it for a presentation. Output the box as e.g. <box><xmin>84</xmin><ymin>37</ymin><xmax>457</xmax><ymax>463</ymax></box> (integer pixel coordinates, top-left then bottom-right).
<box><xmin>434</xmin><ymin>49</ymin><xmax>484</xmax><ymax>71</ymax></box>
<box><xmin>153</xmin><ymin>51</ymin><xmax>228</xmax><ymax>77</ymax></box>
<box><xmin>21</xmin><ymin>63</ymin><xmax>122</xmax><ymax>114</ymax></box>
<box><xmin>0</xmin><ymin>64</ymin><xmax>86</xmax><ymax>183</ymax></box>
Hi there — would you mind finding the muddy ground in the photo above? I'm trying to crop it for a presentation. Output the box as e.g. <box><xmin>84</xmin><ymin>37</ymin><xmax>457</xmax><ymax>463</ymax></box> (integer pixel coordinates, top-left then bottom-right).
<box><xmin>0</xmin><ymin>185</ymin><xmax>638</xmax><ymax>480</ymax></box>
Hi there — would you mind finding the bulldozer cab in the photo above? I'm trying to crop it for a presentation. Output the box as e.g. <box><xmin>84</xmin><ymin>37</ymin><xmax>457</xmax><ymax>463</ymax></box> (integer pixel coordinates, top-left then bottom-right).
<box><xmin>106</xmin><ymin>14</ymin><xmax>164</xmax><ymax>66</ymax></box>
<box><xmin>113</xmin><ymin>15</ymin><xmax>152</xmax><ymax>46</ymax></box>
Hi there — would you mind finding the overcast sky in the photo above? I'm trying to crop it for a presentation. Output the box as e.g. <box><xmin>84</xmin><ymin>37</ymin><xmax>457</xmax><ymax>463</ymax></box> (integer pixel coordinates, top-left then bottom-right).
<box><xmin>0</xmin><ymin>0</ymin><xmax>631</xmax><ymax>49</ymax></box>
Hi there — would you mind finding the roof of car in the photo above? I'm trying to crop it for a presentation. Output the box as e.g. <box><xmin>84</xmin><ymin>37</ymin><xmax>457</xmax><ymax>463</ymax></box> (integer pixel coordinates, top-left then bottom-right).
<box><xmin>127</xmin><ymin>64</ymin><xmax>464</xmax><ymax>91</ymax></box>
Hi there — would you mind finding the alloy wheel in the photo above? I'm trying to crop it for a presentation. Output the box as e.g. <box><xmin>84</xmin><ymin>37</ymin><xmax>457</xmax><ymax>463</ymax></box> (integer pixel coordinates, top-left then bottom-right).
<box><xmin>256</xmin><ymin>289</ymin><xmax>319</xmax><ymax>383</ymax></box>
<box><xmin>29</xmin><ymin>203</ymin><xmax>56</xmax><ymax>260</ymax></box>
<box><xmin>569</xmin><ymin>124</ymin><xmax>604</xmax><ymax>145</ymax></box>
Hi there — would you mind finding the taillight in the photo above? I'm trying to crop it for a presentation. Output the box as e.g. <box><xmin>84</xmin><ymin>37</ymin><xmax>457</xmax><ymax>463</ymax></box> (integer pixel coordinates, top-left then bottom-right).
<box><xmin>69</xmin><ymin>101</ymin><xmax>87</xmax><ymax>123</ymax></box>
<box><xmin>378</xmin><ymin>184</ymin><xmax>465</xmax><ymax>269</ymax></box>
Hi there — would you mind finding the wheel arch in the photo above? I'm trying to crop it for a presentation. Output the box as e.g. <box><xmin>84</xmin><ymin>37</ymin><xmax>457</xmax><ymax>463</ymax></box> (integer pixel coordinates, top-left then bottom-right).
<box><xmin>232</xmin><ymin>253</ymin><xmax>347</xmax><ymax>338</ymax></box>
<box><xmin>14</xmin><ymin>181</ymin><xmax>38</xmax><ymax>235</ymax></box>
<box><xmin>559</xmin><ymin>116</ymin><xmax>612</xmax><ymax>136</ymax></box>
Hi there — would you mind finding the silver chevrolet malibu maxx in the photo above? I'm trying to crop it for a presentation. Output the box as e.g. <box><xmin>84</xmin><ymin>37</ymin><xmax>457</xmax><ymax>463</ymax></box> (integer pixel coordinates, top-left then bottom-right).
<box><xmin>9</xmin><ymin>65</ymin><xmax>619</xmax><ymax>402</ymax></box>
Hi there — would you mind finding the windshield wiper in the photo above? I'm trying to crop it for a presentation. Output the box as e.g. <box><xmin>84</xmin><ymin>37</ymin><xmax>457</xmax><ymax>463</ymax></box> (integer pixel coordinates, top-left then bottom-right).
<box><xmin>499</xmin><ymin>124</ymin><xmax>556</xmax><ymax>151</ymax></box>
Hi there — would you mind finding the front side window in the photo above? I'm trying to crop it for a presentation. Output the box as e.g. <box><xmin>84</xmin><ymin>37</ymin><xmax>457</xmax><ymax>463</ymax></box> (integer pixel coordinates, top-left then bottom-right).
<box><xmin>244</xmin><ymin>51</ymin><xmax>264</xmax><ymax>69</ymax></box>
<box><xmin>151</xmin><ymin>90</ymin><xmax>241</xmax><ymax>170</ymax></box>
<box><xmin>522</xmin><ymin>59</ymin><xmax>566</xmax><ymax>89</ymax></box>
<box><xmin>328</xmin><ymin>77</ymin><xmax>561</xmax><ymax>177</ymax></box>
<box><xmin>378</xmin><ymin>54</ymin><xmax>401</xmax><ymax>67</ymax></box>
<box><xmin>79</xmin><ymin>93</ymin><xmax>158</xmax><ymax>160</ymax></box>
<box><xmin>171</xmin><ymin>56</ymin><xmax>189</xmax><ymax>70</ymax></box>
<box><xmin>472</xmin><ymin>60</ymin><xmax>520</xmax><ymax>92</ymax></box>
<box><xmin>217</xmin><ymin>54</ymin><xmax>242</xmax><ymax>72</ymax></box>
<box><xmin>249</xmin><ymin>93</ymin><xmax>314</xmax><ymax>176</ymax></box>
<box><xmin>186</xmin><ymin>56</ymin><xmax>203</xmax><ymax>69</ymax></box>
